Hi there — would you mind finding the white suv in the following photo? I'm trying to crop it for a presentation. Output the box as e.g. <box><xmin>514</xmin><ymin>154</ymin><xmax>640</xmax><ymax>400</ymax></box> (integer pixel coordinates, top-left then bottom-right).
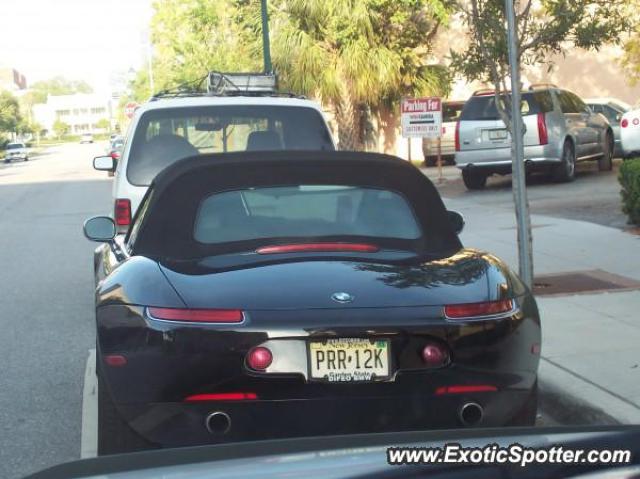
<box><xmin>94</xmin><ymin>78</ymin><xmax>335</xmax><ymax>232</ymax></box>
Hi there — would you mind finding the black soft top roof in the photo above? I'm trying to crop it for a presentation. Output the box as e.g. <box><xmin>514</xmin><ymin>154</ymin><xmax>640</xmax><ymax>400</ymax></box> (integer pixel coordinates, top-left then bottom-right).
<box><xmin>132</xmin><ymin>151</ymin><xmax>462</xmax><ymax>260</ymax></box>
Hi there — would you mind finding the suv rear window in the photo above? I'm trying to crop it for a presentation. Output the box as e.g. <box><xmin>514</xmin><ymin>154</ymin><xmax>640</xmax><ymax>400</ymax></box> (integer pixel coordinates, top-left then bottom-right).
<box><xmin>194</xmin><ymin>185</ymin><xmax>421</xmax><ymax>244</ymax></box>
<box><xmin>127</xmin><ymin>105</ymin><xmax>334</xmax><ymax>186</ymax></box>
<box><xmin>460</xmin><ymin>92</ymin><xmax>554</xmax><ymax>121</ymax></box>
<box><xmin>443</xmin><ymin>102</ymin><xmax>464</xmax><ymax>122</ymax></box>
<box><xmin>6</xmin><ymin>143</ymin><xmax>25</xmax><ymax>150</ymax></box>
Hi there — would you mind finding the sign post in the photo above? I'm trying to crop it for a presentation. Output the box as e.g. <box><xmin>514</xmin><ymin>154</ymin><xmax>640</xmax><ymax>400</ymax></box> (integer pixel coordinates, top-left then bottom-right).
<box><xmin>401</xmin><ymin>97</ymin><xmax>443</xmax><ymax>179</ymax></box>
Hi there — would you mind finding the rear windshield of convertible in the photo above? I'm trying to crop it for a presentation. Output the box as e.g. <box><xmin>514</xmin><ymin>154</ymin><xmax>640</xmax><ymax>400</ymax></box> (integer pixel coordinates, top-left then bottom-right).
<box><xmin>194</xmin><ymin>185</ymin><xmax>421</xmax><ymax>244</ymax></box>
<box><xmin>128</xmin><ymin>105</ymin><xmax>334</xmax><ymax>186</ymax></box>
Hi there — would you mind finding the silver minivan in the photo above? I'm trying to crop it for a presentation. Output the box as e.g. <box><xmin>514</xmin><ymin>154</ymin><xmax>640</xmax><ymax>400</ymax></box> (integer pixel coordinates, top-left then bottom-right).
<box><xmin>454</xmin><ymin>86</ymin><xmax>614</xmax><ymax>189</ymax></box>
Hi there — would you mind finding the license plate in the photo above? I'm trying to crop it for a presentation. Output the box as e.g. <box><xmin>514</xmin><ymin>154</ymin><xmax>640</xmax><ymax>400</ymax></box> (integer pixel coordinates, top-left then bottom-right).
<box><xmin>308</xmin><ymin>338</ymin><xmax>390</xmax><ymax>382</ymax></box>
<box><xmin>489</xmin><ymin>129</ymin><xmax>508</xmax><ymax>140</ymax></box>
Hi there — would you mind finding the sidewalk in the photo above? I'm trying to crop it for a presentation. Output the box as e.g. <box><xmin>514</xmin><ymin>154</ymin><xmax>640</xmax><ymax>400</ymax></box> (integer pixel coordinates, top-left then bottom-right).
<box><xmin>442</xmin><ymin>195</ymin><xmax>640</xmax><ymax>424</ymax></box>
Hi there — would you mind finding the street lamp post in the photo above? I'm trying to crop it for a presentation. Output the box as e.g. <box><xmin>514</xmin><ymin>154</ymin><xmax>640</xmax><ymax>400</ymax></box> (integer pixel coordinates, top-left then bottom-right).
<box><xmin>261</xmin><ymin>0</ymin><xmax>272</xmax><ymax>73</ymax></box>
<box><xmin>505</xmin><ymin>0</ymin><xmax>534</xmax><ymax>287</ymax></box>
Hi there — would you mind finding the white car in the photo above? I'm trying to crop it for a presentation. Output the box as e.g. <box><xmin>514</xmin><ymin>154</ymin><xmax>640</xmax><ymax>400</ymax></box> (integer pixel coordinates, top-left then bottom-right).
<box><xmin>4</xmin><ymin>142</ymin><xmax>29</xmax><ymax>162</ymax></box>
<box><xmin>620</xmin><ymin>108</ymin><xmax>640</xmax><ymax>158</ymax></box>
<box><xmin>80</xmin><ymin>133</ymin><xmax>94</xmax><ymax>144</ymax></box>
<box><xmin>93</xmin><ymin>73</ymin><xmax>336</xmax><ymax>233</ymax></box>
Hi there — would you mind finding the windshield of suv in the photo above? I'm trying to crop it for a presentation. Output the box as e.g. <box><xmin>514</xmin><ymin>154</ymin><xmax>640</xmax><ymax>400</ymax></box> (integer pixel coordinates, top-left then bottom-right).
<box><xmin>194</xmin><ymin>185</ymin><xmax>421</xmax><ymax>244</ymax></box>
<box><xmin>6</xmin><ymin>143</ymin><xmax>25</xmax><ymax>150</ymax></box>
<box><xmin>460</xmin><ymin>91</ymin><xmax>554</xmax><ymax>121</ymax></box>
<box><xmin>127</xmin><ymin>105</ymin><xmax>334</xmax><ymax>185</ymax></box>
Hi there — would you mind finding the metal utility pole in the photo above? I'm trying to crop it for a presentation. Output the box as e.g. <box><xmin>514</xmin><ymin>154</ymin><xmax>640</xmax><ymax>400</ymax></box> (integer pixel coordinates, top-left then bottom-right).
<box><xmin>260</xmin><ymin>0</ymin><xmax>272</xmax><ymax>72</ymax></box>
<box><xmin>147</xmin><ymin>33</ymin><xmax>155</xmax><ymax>94</ymax></box>
<box><xmin>505</xmin><ymin>0</ymin><xmax>534</xmax><ymax>287</ymax></box>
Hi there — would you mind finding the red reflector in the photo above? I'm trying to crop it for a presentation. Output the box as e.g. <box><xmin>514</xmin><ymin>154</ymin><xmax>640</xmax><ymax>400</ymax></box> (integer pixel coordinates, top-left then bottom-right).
<box><xmin>444</xmin><ymin>299</ymin><xmax>513</xmax><ymax>319</ymax></box>
<box><xmin>621</xmin><ymin>118</ymin><xmax>629</xmax><ymax>128</ymax></box>
<box><xmin>256</xmin><ymin>243</ymin><xmax>379</xmax><ymax>254</ymax></box>
<box><xmin>421</xmin><ymin>343</ymin><xmax>449</xmax><ymax>367</ymax></box>
<box><xmin>537</xmin><ymin>112</ymin><xmax>548</xmax><ymax>145</ymax></box>
<box><xmin>104</xmin><ymin>354</ymin><xmax>127</xmax><ymax>367</ymax></box>
<box><xmin>184</xmin><ymin>392</ymin><xmax>258</xmax><ymax>402</ymax></box>
<box><xmin>114</xmin><ymin>199</ymin><xmax>131</xmax><ymax>226</ymax></box>
<box><xmin>147</xmin><ymin>307</ymin><xmax>243</xmax><ymax>323</ymax></box>
<box><xmin>246</xmin><ymin>346</ymin><xmax>273</xmax><ymax>370</ymax></box>
<box><xmin>454</xmin><ymin>121</ymin><xmax>461</xmax><ymax>151</ymax></box>
<box><xmin>435</xmin><ymin>385</ymin><xmax>497</xmax><ymax>395</ymax></box>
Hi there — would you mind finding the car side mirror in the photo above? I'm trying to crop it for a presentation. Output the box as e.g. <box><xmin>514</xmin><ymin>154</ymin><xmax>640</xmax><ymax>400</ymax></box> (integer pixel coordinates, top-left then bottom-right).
<box><xmin>83</xmin><ymin>216</ymin><xmax>116</xmax><ymax>242</ymax></box>
<box><xmin>93</xmin><ymin>155</ymin><xmax>115</xmax><ymax>171</ymax></box>
<box><xmin>447</xmin><ymin>210</ymin><xmax>465</xmax><ymax>235</ymax></box>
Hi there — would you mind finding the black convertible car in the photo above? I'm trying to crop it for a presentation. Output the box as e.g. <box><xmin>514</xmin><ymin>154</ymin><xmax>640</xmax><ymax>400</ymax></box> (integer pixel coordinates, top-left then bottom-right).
<box><xmin>84</xmin><ymin>151</ymin><xmax>541</xmax><ymax>455</ymax></box>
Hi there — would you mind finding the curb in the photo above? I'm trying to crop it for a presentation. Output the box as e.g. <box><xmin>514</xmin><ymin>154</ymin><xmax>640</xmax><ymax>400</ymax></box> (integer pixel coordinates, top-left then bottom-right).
<box><xmin>539</xmin><ymin>357</ymin><xmax>640</xmax><ymax>425</ymax></box>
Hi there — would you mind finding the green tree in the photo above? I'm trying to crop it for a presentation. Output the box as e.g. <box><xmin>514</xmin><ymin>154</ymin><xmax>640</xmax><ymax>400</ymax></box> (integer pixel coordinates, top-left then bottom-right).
<box><xmin>29</xmin><ymin>76</ymin><xmax>93</xmax><ymax>104</ymax></box>
<box><xmin>0</xmin><ymin>90</ymin><xmax>21</xmax><ymax>133</ymax></box>
<box><xmin>96</xmin><ymin>118</ymin><xmax>110</xmax><ymax>131</ymax></box>
<box><xmin>53</xmin><ymin>119</ymin><xmax>70</xmax><ymax>139</ymax></box>
<box><xmin>450</xmin><ymin>0</ymin><xmax>633</xmax><ymax>131</ymax></box>
<box><xmin>270</xmin><ymin>0</ymin><xmax>452</xmax><ymax>150</ymax></box>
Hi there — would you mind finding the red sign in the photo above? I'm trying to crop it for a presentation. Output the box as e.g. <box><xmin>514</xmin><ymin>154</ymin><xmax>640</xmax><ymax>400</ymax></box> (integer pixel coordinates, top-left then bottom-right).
<box><xmin>401</xmin><ymin>98</ymin><xmax>441</xmax><ymax>114</ymax></box>
<box><xmin>124</xmin><ymin>102</ymin><xmax>139</xmax><ymax>119</ymax></box>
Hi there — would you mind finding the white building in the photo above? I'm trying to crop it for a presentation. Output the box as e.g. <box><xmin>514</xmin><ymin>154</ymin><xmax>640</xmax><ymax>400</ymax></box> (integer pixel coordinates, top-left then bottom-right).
<box><xmin>33</xmin><ymin>93</ymin><xmax>112</xmax><ymax>136</ymax></box>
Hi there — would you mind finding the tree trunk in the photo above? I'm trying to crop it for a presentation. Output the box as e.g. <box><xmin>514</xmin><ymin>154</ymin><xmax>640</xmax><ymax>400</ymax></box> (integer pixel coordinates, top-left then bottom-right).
<box><xmin>335</xmin><ymin>84</ymin><xmax>364</xmax><ymax>151</ymax></box>
<box><xmin>377</xmin><ymin>105</ymin><xmax>398</xmax><ymax>154</ymax></box>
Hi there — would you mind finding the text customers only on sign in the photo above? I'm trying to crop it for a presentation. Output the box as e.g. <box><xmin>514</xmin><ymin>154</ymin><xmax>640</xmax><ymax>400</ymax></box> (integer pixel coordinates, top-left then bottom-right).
<box><xmin>401</xmin><ymin>97</ymin><xmax>442</xmax><ymax>138</ymax></box>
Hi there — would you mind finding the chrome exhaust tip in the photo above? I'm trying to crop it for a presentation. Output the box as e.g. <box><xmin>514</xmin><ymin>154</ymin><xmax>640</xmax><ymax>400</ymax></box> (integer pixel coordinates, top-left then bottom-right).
<box><xmin>205</xmin><ymin>411</ymin><xmax>231</xmax><ymax>435</ymax></box>
<box><xmin>459</xmin><ymin>402</ymin><xmax>483</xmax><ymax>426</ymax></box>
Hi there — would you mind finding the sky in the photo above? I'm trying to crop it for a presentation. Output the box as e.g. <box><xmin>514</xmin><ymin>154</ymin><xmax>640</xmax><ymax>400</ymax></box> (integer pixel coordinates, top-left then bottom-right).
<box><xmin>0</xmin><ymin>0</ymin><xmax>152</xmax><ymax>93</ymax></box>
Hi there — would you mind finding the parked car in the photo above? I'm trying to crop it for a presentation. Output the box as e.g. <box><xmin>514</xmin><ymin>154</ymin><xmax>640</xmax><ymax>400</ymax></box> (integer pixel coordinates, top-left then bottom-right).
<box><xmin>4</xmin><ymin>142</ymin><xmax>29</xmax><ymax>163</ymax></box>
<box><xmin>84</xmin><ymin>150</ymin><xmax>540</xmax><ymax>455</ymax></box>
<box><xmin>422</xmin><ymin>100</ymin><xmax>465</xmax><ymax>167</ymax></box>
<box><xmin>80</xmin><ymin>133</ymin><xmax>94</xmax><ymax>144</ymax></box>
<box><xmin>92</xmin><ymin>73</ymin><xmax>335</xmax><ymax>233</ymax></box>
<box><xmin>454</xmin><ymin>85</ymin><xmax>614</xmax><ymax>189</ymax></box>
<box><xmin>586</xmin><ymin>98</ymin><xmax>631</xmax><ymax>158</ymax></box>
<box><xmin>620</xmin><ymin>107</ymin><xmax>640</xmax><ymax>158</ymax></box>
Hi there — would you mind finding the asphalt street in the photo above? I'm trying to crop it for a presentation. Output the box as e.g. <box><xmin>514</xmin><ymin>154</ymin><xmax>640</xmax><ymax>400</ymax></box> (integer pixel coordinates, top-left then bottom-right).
<box><xmin>0</xmin><ymin>143</ymin><xmax>111</xmax><ymax>479</ymax></box>
<box><xmin>427</xmin><ymin>159</ymin><xmax>629</xmax><ymax>230</ymax></box>
<box><xmin>2</xmin><ymin>143</ymin><xmax>623</xmax><ymax>478</ymax></box>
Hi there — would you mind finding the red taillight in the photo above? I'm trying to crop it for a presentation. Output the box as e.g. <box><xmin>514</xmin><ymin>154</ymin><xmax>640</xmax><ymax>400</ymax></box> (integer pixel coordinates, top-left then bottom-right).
<box><xmin>435</xmin><ymin>384</ymin><xmax>498</xmax><ymax>395</ymax></box>
<box><xmin>147</xmin><ymin>307</ymin><xmax>244</xmax><ymax>323</ymax></box>
<box><xmin>246</xmin><ymin>346</ymin><xmax>273</xmax><ymax>370</ymax></box>
<box><xmin>537</xmin><ymin>112</ymin><xmax>548</xmax><ymax>145</ymax></box>
<box><xmin>454</xmin><ymin>121</ymin><xmax>461</xmax><ymax>151</ymax></box>
<box><xmin>444</xmin><ymin>299</ymin><xmax>513</xmax><ymax>319</ymax></box>
<box><xmin>110</xmin><ymin>151</ymin><xmax>120</xmax><ymax>160</ymax></box>
<box><xmin>184</xmin><ymin>392</ymin><xmax>257</xmax><ymax>402</ymax></box>
<box><xmin>104</xmin><ymin>354</ymin><xmax>127</xmax><ymax>367</ymax></box>
<box><xmin>421</xmin><ymin>343</ymin><xmax>449</xmax><ymax>367</ymax></box>
<box><xmin>256</xmin><ymin>243</ymin><xmax>379</xmax><ymax>254</ymax></box>
<box><xmin>621</xmin><ymin>118</ymin><xmax>629</xmax><ymax>128</ymax></box>
<box><xmin>114</xmin><ymin>199</ymin><xmax>131</xmax><ymax>226</ymax></box>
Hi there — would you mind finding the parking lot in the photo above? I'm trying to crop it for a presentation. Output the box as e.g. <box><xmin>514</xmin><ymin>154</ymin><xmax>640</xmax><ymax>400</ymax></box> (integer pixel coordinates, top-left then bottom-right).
<box><xmin>2</xmin><ymin>142</ymin><xmax>634</xmax><ymax>478</ymax></box>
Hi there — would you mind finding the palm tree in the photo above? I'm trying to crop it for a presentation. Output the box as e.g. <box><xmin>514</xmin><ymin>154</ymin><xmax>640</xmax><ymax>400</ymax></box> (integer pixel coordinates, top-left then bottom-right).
<box><xmin>270</xmin><ymin>0</ymin><xmax>451</xmax><ymax>151</ymax></box>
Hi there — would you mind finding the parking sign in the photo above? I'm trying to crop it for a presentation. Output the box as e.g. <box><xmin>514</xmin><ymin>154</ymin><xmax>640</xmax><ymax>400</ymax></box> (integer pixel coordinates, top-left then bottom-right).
<box><xmin>401</xmin><ymin>98</ymin><xmax>442</xmax><ymax>138</ymax></box>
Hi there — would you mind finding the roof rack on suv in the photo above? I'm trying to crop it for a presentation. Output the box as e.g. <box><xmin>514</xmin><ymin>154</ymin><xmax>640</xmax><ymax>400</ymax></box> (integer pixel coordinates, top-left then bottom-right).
<box><xmin>149</xmin><ymin>72</ymin><xmax>306</xmax><ymax>101</ymax></box>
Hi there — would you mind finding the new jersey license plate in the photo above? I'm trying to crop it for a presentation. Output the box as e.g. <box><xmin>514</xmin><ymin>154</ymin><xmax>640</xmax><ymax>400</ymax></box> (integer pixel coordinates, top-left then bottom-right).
<box><xmin>308</xmin><ymin>338</ymin><xmax>390</xmax><ymax>382</ymax></box>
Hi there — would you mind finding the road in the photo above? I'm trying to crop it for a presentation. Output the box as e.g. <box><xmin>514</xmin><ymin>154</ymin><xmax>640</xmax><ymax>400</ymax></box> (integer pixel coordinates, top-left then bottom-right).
<box><xmin>425</xmin><ymin>159</ymin><xmax>629</xmax><ymax>230</ymax></box>
<box><xmin>0</xmin><ymin>143</ymin><xmax>111</xmax><ymax>479</ymax></box>
<box><xmin>1</xmin><ymin>143</ymin><xmax>620</xmax><ymax>478</ymax></box>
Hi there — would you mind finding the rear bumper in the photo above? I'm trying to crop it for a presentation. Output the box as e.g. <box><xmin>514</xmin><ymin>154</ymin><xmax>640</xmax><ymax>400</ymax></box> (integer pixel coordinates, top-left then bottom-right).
<box><xmin>455</xmin><ymin>144</ymin><xmax>561</xmax><ymax>172</ymax></box>
<box><xmin>113</xmin><ymin>386</ymin><xmax>534</xmax><ymax>448</ymax></box>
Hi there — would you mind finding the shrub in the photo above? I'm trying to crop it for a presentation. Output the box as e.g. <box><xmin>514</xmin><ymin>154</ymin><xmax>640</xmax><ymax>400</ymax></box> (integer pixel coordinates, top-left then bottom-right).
<box><xmin>619</xmin><ymin>158</ymin><xmax>640</xmax><ymax>225</ymax></box>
